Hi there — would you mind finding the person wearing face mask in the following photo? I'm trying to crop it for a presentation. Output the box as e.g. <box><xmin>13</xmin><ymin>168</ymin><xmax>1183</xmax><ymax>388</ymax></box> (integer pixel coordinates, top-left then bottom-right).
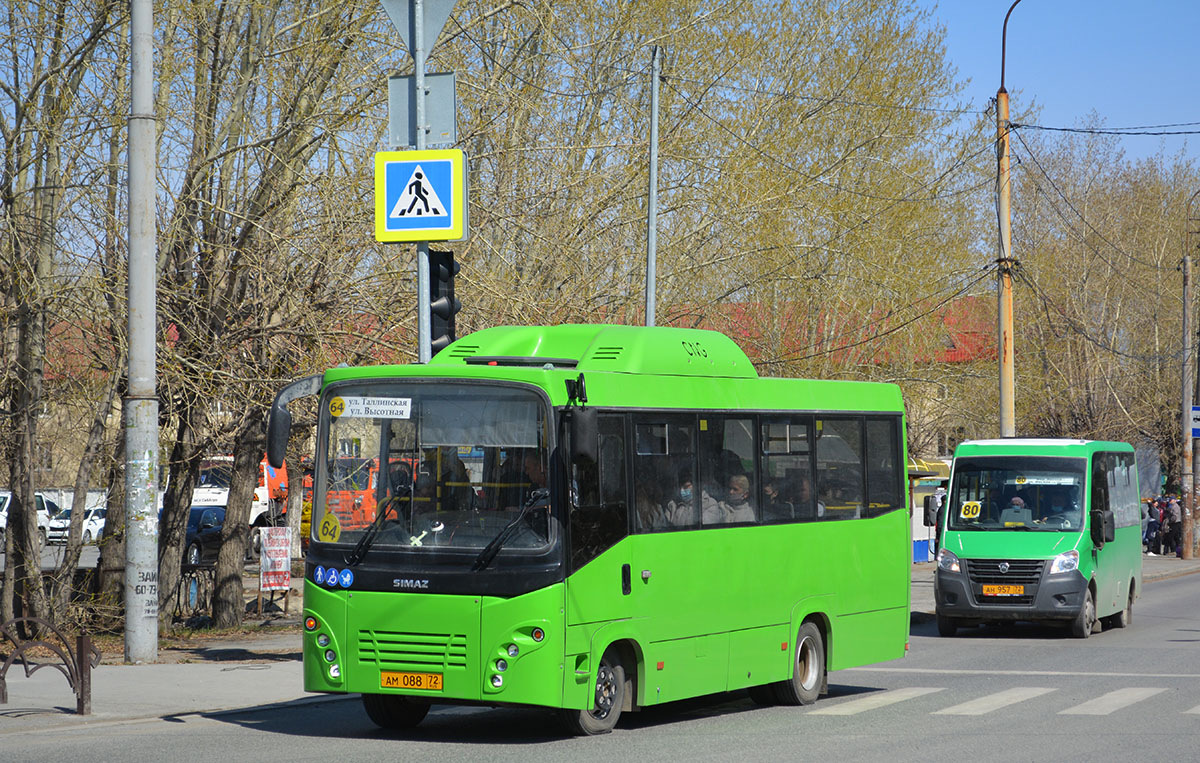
<box><xmin>664</xmin><ymin>469</ymin><xmax>697</xmax><ymax>526</ymax></box>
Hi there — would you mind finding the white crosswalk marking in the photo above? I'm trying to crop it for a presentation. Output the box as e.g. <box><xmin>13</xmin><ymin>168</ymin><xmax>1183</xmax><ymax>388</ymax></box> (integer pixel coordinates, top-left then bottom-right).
<box><xmin>808</xmin><ymin>687</ymin><xmax>944</xmax><ymax>715</ymax></box>
<box><xmin>932</xmin><ymin>687</ymin><xmax>1057</xmax><ymax>715</ymax></box>
<box><xmin>1183</xmin><ymin>703</ymin><xmax>1200</xmax><ymax>715</ymax></box>
<box><xmin>1058</xmin><ymin>688</ymin><xmax>1167</xmax><ymax>715</ymax></box>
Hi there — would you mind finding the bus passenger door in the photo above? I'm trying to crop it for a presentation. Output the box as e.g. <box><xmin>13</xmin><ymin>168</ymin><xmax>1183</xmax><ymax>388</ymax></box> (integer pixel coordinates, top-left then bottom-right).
<box><xmin>565</xmin><ymin>415</ymin><xmax>631</xmax><ymax>629</ymax></box>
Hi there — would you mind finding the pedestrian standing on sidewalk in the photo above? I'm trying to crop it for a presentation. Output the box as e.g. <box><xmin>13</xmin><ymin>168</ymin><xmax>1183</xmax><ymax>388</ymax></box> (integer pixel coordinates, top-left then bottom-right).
<box><xmin>1165</xmin><ymin>496</ymin><xmax>1183</xmax><ymax>557</ymax></box>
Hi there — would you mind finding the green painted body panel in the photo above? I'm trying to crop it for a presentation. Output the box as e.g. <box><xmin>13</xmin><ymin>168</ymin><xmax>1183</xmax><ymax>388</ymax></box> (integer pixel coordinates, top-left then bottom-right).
<box><xmin>942</xmin><ymin>438</ymin><xmax>1143</xmax><ymax>621</ymax></box>
<box><xmin>304</xmin><ymin>579</ymin><xmax>567</xmax><ymax>707</ymax></box>
<box><xmin>303</xmin><ymin>324</ymin><xmax>910</xmax><ymax>712</ymax></box>
<box><xmin>562</xmin><ymin>509</ymin><xmax>909</xmax><ymax>707</ymax></box>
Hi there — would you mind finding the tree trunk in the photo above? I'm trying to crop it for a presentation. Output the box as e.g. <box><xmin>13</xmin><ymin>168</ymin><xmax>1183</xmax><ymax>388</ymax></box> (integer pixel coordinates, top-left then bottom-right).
<box><xmin>213</xmin><ymin>415</ymin><xmax>266</xmax><ymax>627</ymax></box>
<box><xmin>96</xmin><ymin>427</ymin><xmax>127</xmax><ymax>629</ymax></box>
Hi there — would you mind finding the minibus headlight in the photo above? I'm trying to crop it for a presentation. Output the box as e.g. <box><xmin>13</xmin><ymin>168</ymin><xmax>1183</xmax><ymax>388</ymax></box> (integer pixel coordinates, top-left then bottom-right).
<box><xmin>936</xmin><ymin>548</ymin><xmax>960</xmax><ymax>573</ymax></box>
<box><xmin>1049</xmin><ymin>549</ymin><xmax>1079</xmax><ymax>575</ymax></box>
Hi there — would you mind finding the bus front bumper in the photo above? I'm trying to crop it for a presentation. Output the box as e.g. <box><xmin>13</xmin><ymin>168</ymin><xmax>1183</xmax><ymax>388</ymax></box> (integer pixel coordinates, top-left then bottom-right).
<box><xmin>935</xmin><ymin>567</ymin><xmax>1088</xmax><ymax>622</ymax></box>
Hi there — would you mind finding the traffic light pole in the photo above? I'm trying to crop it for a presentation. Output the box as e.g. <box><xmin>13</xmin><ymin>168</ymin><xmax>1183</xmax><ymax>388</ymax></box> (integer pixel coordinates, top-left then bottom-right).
<box><xmin>414</xmin><ymin>0</ymin><xmax>432</xmax><ymax>363</ymax></box>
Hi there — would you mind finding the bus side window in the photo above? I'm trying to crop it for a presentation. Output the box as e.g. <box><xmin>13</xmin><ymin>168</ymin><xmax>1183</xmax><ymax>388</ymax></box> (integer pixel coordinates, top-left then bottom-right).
<box><xmin>864</xmin><ymin>417</ymin><xmax>903</xmax><ymax>518</ymax></box>
<box><xmin>760</xmin><ymin>416</ymin><xmax>814</xmax><ymax>523</ymax></box>
<box><xmin>815</xmin><ymin>417</ymin><xmax>864</xmax><ymax>520</ymax></box>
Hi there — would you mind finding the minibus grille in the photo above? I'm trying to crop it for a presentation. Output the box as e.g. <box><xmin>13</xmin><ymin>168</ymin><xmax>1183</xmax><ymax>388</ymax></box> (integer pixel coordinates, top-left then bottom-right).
<box><xmin>965</xmin><ymin>558</ymin><xmax>1044</xmax><ymax>605</ymax></box>
<box><xmin>357</xmin><ymin>630</ymin><xmax>469</xmax><ymax>670</ymax></box>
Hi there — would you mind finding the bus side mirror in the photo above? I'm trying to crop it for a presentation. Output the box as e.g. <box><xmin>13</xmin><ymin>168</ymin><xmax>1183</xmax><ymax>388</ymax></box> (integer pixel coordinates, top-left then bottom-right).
<box><xmin>267</xmin><ymin>375</ymin><xmax>322</xmax><ymax>468</ymax></box>
<box><xmin>568</xmin><ymin>407</ymin><xmax>598</xmax><ymax>464</ymax></box>
<box><xmin>1090</xmin><ymin>509</ymin><xmax>1115</xmax><ymax>546</ymax></box>
<box><xmin>923</xmin><ymin>495</ymin><xmax>938</xmax><ymax>527</ymax></box>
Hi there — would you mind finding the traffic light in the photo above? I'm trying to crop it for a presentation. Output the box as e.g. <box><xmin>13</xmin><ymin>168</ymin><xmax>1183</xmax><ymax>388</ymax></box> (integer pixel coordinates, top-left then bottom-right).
<box><xmin>428</xmin><ymin>250</ymin><xmax>461</xmax><ymax>353</ymax></box>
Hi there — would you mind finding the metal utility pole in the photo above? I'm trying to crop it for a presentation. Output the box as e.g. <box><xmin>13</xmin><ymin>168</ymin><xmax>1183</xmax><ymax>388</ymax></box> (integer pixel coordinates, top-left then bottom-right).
<box><xmin>125</xmin><ymin>0</ymin><xmax>159</xmax><ymax>662</ymax></box>
<box><xmin>414</xmin><ymin>0</ymin><xmax>432</xmax><ymax>362</ymax></box>
<box><xmin>996</xmin><ymin>0</ymin><xmax>1022</xmax><ymax>439</ymax></box>
<box><xmin>645</xmin><ymin>46</ymin><xmax>660</xmax><ymax>328</ymax></box>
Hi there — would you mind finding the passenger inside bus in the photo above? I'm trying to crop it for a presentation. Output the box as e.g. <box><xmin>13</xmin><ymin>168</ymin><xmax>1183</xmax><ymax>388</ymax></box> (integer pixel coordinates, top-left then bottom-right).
<box><xmin>705</xmin><ymin>474</ymin><xmax>755</xmax><ymax>524</ymax></box>
<box><xmin>1040</xmin><ymin>486</ymin><xmax>1080</xmax><ymax>526</ymax></box>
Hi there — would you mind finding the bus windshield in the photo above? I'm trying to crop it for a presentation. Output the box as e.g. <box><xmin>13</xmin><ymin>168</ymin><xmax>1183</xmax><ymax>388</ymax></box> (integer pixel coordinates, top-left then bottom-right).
<box><xmin>948</xmin><ymin>456</ymin><xmax>1086</xmax><ymax>532</ymax></box>
<box><xmin>316</xmin><ymin>382</ymin><xmax>553</xmax><ymax>556</ymax></box>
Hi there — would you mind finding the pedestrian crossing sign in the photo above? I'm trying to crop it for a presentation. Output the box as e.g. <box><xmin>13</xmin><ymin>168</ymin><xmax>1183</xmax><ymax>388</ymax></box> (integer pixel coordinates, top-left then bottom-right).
<box><xmin>374</xmin><ymin>149</ymin><xmax>466</xmax><ymax>242</ymax></box>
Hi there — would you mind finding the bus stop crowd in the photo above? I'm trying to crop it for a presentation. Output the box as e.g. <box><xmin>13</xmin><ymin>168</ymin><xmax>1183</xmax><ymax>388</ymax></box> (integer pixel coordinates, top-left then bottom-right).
<box><xmin>1143</xmin><ymin>494</ymin><xmax>1182</xmax><ymax>557</ymax></box>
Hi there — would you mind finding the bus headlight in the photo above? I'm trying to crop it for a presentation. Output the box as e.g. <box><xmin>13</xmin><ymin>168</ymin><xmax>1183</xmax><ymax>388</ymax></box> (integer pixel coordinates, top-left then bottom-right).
<box><xmin>936</xmin><ymin>548</ymin><xmax>961</xmax><ymax>573</ymax></box>
<box><xmin>1049</xmin><ymin>549</ymin><xmax>1079</xmax><ymax>575</ymax></box>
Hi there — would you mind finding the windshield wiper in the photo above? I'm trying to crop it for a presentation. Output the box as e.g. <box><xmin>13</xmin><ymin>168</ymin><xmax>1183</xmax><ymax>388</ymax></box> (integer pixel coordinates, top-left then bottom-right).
<box><xmin>345</xmin><ymin>495</ymin><xmax>400</xmax><ymax>566</ymax></box>
<box><xmin>471</xmin><ymin>488</ymin><xmax>548</xmax><ymax>572</ymax></box>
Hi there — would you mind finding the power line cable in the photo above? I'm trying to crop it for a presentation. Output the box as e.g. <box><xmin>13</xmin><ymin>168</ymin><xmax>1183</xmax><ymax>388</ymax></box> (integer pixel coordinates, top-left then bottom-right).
<box><xmin>1009</xmin><ymin>127</ymin><xmax>1163</xmax><ymax>271</ymax></box>
<box><xmin>754</xmin><ymin>264</ymin><xmax>996</xmax><ymax>367</ymax></box>
<box><xmin>1012</xmin><ymin>122</ymin><xmax>1200</xmax><ymax>137</ymax></box>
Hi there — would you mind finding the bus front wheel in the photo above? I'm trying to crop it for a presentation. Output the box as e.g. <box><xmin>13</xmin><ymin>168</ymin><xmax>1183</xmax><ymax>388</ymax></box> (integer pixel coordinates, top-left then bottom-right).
<box><xmin>774</xmin><ymin>622</ymin><xmax>824</xmax><ymax>705</ymax></box>
<box><xmin>362</xmin><ymin>693</ymin><xmax>431</xmax><ymax>730</ymax></box>
<box><xmin>1070</xmin><ymin>588</ymin><xmax>1095</xmax><ymax>639</ymax></box>
<box><xmin>561</xmin><ymin>652</ymin><xmax>625</xmax><ymax>735</ymax></box>
<box><xmin>936</xmin><ymin>614</ymin><xmax>958</xmax><ymax>637</ymax></box>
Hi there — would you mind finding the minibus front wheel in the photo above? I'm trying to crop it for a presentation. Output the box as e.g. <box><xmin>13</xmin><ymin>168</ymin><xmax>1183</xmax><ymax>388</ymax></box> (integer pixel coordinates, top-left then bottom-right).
<box><xmin>936</xmin><ymin>613</ymin><xmax>957</xmax><ymax>637</ymax></box>
<box><xmin>1070</xmin><ymin>587</ymin><xmax>1096</xmax><ymax>639</ymax></box>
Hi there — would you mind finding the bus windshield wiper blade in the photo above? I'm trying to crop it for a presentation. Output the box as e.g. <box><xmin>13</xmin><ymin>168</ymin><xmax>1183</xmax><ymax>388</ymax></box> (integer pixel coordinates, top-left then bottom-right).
<box><xmin>345</xmin><ymin>496</ymin><xmax>399</xmax><ymax>567</ymax></box>
<box><xmin>471</xmin><ymin>489</ymin><xmax>548</xmax><ymax>572</ymax></box>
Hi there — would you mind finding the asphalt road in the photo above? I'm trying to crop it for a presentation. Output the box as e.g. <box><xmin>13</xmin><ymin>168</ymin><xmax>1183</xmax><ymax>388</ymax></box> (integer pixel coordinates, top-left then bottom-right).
<box><xmin>6</xmin><ymin>571</ymin><xmax>1198</xmax><ymax>762</ymax></box>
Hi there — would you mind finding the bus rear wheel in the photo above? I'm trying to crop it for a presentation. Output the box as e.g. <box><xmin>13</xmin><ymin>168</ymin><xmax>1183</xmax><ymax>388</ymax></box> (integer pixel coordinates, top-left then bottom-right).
<box><xmin>1103</xmin><ymin>584</ymin><xmax>1134</xmax><ymax>630</ymax></box>
<box><xmin>560</xmin><ymin>652</ymin><xmax>624</xmax><ymax>735</ymax></box>
<box><xmin>362</xmin><ymin>693</ymin><xmax>430</xmax><ymax>730</ymax></box>
<box><xmin>773</xmin><ymin>621</ymin><xmax>824</xmax><ymax>705</ymax></box>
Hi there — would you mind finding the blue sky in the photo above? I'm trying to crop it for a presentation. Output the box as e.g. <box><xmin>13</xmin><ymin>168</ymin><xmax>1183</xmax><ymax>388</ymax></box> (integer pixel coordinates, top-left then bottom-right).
<box><xmin>921</xmin><ymin>0</ymin><xmax>1200</xmax><ymax>163</ymax></box>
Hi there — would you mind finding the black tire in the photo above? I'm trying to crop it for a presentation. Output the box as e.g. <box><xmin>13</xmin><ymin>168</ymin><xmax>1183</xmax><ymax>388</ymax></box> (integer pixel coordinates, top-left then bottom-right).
<box><xmin>38</xmin><ymin>528</ymin><xmax>47</xmax><ymax>546</ymax></box>
<box><xmin>82</xmin><ymin>530</ymin><xmax>93</xmax><ymax>545</ymax></box>
<box><xmin>773</xmin><ymin>621</ymin><xmax>825</xmax><ymax>705</ymax></box>
<box><xmin>560</xmin><ymin>652</ymin><xmax>625</xmax><ymax>735</ymax></box>
<box><xmin>1071</xmin><ymin>587</ymin><xmax>1095</xmax><ymax>639</ymax></box>
<box><xmin>185</xmin><ymin>543</ymin><xmax>201</xmax><ymax>566</ymax></box>
<box><xmin>936</xmin><ymin>613</ymin><xmax>958</xmax><ymax>637</ymax></box>
<box><xmin>362</xmin><ymin>693</ymin><xmax>431</xmax><ymax>730</ymax></box>
<box><xmin>748</xmin><ymin>684</ymin><xmax>776</xmax><ymax>706</ymax></box>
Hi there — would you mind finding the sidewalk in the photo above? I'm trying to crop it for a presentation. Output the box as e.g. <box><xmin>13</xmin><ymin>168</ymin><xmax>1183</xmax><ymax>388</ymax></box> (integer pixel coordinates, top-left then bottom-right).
<box><xmin>3</xmin><ymin>555</ymin><xmax>1198</xmax><ymax>735</ymax></box>
<box><xmin>911</xmin><ymin>552</ymin><xmax>1200</xmax><ymax>622</ymax></box>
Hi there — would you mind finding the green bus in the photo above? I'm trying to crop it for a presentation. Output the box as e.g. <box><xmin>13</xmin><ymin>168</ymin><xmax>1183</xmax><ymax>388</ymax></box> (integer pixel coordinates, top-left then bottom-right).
<box><xmin>932</xmin><ymin>438</ymin><xmax>1142</xmax><ymax>638</ymax></box>
<box><xmin>267</xmin><ymin>324</ymin><xmax>911</xmax><ymax>734</ymax></box>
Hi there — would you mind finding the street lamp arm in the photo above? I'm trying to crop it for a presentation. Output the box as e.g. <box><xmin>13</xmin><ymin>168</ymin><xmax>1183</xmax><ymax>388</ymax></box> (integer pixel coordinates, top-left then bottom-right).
<box><xmin>1000</xmin><ymin>0</ymin><xmax>1024</xmax><ymax>93</ymax></box>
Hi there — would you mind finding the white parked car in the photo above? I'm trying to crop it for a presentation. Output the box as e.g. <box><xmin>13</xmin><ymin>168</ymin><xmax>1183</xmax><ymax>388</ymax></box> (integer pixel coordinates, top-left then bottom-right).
<box><xmin>0</xmin><ymin>491</ymin><xmax>59</xmax><ymax>545</ymax></box>
<box><xmin>47</xmin><ymin>506</ymin><xmax>106</xmax><ymax>545</ymax></box>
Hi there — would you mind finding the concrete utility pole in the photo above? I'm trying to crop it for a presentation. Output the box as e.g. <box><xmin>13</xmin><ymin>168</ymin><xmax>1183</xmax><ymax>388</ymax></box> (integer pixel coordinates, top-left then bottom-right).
<box><xmin>1182</xmin><ymin>250</ymin><xmax>1193</xmax><ymax>559</ymax></box>
<box><xmin>1184</xmin><ymin>189</ymin><xmax>1200</xmax><ymax>558</ymax></box>
<box><xmin>996</xmin><ymin>0</ymin><xmax>1023</xmax><ymax>439</ymax></box>
<box><xmin>125</xmin><ymin>0</ymin><xmax>159</xmax><ymax>662</ymax></box>
<box><xmin>645</xmin><ymin>46</ymin><xmax>660</xmax><ymax>328</ymax></box>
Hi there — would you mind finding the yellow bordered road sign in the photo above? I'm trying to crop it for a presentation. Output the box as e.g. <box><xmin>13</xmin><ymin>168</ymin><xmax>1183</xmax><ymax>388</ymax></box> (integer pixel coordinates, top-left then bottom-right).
<box><xmin>374</xmin><ymin>149</ymin><xmax>465</xmax><ymax>242</ymax></box>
